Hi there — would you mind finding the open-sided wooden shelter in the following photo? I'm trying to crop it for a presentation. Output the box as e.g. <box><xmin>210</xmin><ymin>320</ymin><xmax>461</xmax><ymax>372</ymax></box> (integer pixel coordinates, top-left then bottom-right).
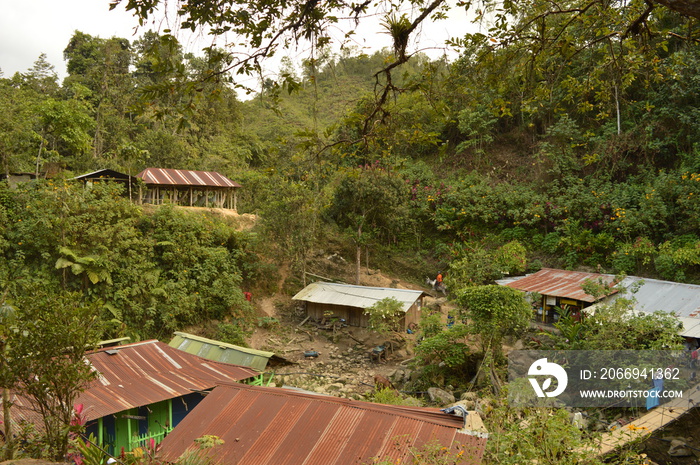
<box><xmin>136</xmin><ymin>168</ymin><xmax>241</xmax><ymax>211</ymax></box>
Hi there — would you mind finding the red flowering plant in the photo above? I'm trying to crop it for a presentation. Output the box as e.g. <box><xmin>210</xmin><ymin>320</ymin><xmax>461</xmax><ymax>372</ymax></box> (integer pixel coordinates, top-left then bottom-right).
<box><xmin>70</xmin><ymin>404</ymin><xmax>109</xmax><ymax>465</ymax></box>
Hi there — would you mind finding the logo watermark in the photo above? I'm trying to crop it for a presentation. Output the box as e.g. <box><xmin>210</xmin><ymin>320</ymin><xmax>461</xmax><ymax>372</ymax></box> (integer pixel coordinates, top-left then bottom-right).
<box><xmin>509</xmin><ymin>350</ymin><xmax>690</xmax><ymax>407</ymax></box>
<box><xmin>528</xmin><ymin>358</ymin><xmax>568</xmax><ymax>397</ymax></box>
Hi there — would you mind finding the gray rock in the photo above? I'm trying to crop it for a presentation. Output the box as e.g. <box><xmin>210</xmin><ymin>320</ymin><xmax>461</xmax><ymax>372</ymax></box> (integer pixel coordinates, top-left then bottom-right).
<box><xmin>428</xmin><ymin>387</ymin><xmax>455</xmax><ymax>405</ymax></box>
<box><xmin>669</xmin><ymin>439</ymin><xmax>693</xmax><ymax>457</ymax></box>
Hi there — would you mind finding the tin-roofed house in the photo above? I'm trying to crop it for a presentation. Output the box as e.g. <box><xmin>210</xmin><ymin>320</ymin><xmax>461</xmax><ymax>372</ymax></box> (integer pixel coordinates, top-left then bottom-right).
<box><xmin>292</xmin><ymin>282</ymin><xmax>428</xmax><ymax>330</ymax></box>
<box><xmin>157</xmin><ymin>382</ymin><xmax>488</xmax><ymax>465</ymax></box>
<box><xmin>2</xmin><ymin>340</ymin><xmax>258</xmax><ymax>455</ymax></box>
<box><xmin>136</xmin><ymin>168</ymin><xmax>242</xmax><ymax>211</ymax></box>
<box><xmin>499</xmin><ymin>268</ymin><xmax>617</xmax><ymax>324</ymax></box>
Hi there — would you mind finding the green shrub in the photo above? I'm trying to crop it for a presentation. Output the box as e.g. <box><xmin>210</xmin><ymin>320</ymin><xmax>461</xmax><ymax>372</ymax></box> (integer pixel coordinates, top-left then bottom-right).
<box><xmin>419</xmin><ymin>312</ymin><xmax>444</xmax><ymax>339</ymax></box>
<box><xmin>215</xmin><ymin>322</ymin><xmax>249</xmax><ymax>347</ymax></box>
<box><xmin>257</xmin><ymin>316</ymin><xmax>280</xmax><ymax>329</ymax></box>
<box><xmin>371</xmin><ymin>387</ymin><xmax>422</xmax><ymax>407</ymax></box>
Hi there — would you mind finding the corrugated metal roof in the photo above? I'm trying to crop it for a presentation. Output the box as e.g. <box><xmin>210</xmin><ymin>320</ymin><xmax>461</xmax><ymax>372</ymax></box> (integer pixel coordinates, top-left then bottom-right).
<box><xmin>169</xmin><ymin>332</ymin><xmax>275</xmax><ymax>372</ymax></box>
<box><xmin>292</xmin><ymin>282</ymin><xmax>427</xmax><ymax>313</ymax></box>
<box><xmin>72</xmin><ymin>169</ymin><xmax>136</xmax><ymax>182</ymax></box>
<box><xmin>5</xmin><ymin>340</ymin><xmax>258</xmax><ymax>425</ymax></box>
<box><xmin>503</xmin><ymin>268</ymin><xmax>617</xmax><ymax>302</ymax></box>
<box><xmin>676</xmin><ymin>317</ymin><xmax>700</xmax><ymax>338</ymax></box>
<box><xmin>614</xmin><ymin>276</ymin><xmax>700</xmax><ymax>319</ymax></box>
<box><xmin>136</xmin><ymin>168</ymin><xmax>242</xmax><ymax>188</ymax></box>
<box><xmin>598</xmin><ymin>277</ymin><xmax>700</xmax><ymax>338</ymax></box>
<box><xmin>158</xmin><ymin>383</ymin><xmax>488</xmax><ymax>465</ymax></box>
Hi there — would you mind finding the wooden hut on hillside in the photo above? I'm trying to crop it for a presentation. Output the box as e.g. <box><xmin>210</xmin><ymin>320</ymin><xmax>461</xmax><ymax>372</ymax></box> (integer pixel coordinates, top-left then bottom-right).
<box><xmin>72</xmin><ymin>169</ymin><xmax>139</xmax><ymax>199</ymax></box>
<box><xmin>136</xmin><ymin>168</ymin><xmax>242</xmax><ymax>211</ymax></box>
<box><xmin>292</xmin><ymin>282</ymin><xmax>427</xmax><ymax>330</ymax></box>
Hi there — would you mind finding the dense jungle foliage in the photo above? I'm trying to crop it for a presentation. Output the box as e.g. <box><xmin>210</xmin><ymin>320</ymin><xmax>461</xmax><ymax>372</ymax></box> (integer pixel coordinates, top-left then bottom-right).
<box><xmin>2</xmin><ymin>2</ymin><xmax>700</xmax><ymax>463</ymax></box>
<box><xmin>1</xmin><ymin>2</ymin><xmax>700</xmax><ymax>343</ymax></box>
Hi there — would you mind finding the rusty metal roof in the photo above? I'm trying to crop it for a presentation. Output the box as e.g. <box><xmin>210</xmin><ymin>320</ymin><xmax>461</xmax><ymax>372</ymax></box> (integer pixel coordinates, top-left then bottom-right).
<box><xmin>158</xmin><ymin>383</ymin><xmax>488</xmax><ymax>465</ymax></box>
<box><xmin>503</xmin><ymin>268</ymin><xmax>617</xmax><ymax>302</ymax></box>
<box><xmin>292</xmin><ymin>282</ymin><xmax>427</xmax><ymax>313</ymax></box>
<box><xmin>137</xmin><ymin>168</ymin><xmax>242</xmax><ymax>188</ymax></box>
<box><xmin>5</xmin><ymin>340</ymin><xmax>258</xmax><ymax>426</ymax></box>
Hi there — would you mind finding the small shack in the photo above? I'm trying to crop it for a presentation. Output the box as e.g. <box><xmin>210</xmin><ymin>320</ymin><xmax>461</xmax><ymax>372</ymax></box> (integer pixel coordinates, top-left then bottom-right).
<box><xmin>72</xmin><ymin>169</ymin><xmax>139</xmax><ymax>199</ymax></box>
<box><xmin>292</xmin><ymin>282</ymin><xmax>427</xmax><ymax>330</ymax></box>
<box><xmin>500</xmin><ymin>268</ymin><xmax>616</xmax><ymax>324</ymax></box>
<box><xmin>0</xmin><ymin>172</ymin><xmax>38</xmax><ymax>188</ymax></box>
<box><xmin>136</xmin><ymin>167</ymin><xmax>242</xmax><ymax>211</ymax></box>
<box><xmin>157</xmin><ymin>382</ymin><xmax>488</xmax><ymax>465</ymax></box>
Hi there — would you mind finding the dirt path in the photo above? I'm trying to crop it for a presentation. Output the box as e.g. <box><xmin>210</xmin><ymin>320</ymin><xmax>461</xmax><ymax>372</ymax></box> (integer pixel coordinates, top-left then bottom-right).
<box><xmin>256</xmin><ymin>262</ymin><xmax>290</xmax><ymax>318</ymax></box>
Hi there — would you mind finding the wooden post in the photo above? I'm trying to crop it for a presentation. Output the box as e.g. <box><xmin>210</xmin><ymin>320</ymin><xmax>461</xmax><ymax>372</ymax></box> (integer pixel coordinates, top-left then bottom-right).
<box><xmin>127</xmin><ymin>411</ymin><xmax>132</xmax><ymax>451</ymax></box>
<box><xmin>98</xmin><ymin>417</ymin><xmax>103</xmax><ymax>448</ymax></box>
<box><xmin>168</xmin><ymin>399</ymin><xmax>173</xmax><ymax>430</ymax></box>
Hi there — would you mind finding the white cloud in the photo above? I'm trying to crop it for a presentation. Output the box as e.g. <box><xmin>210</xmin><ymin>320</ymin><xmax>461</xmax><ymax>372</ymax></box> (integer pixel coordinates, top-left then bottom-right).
<box><xmin>0</xmin><ymin>0</ymin><xmax>143</xmax><ymax>79</ymax></box>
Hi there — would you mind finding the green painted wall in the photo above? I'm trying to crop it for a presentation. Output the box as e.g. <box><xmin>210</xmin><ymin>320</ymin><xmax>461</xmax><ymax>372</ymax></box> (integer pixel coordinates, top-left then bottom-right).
<box><xmin>114</xmin><ymin>408</ymin><xmax>138</xmax><ymax>453</ymax></box>
<box><xmin>98</xmin><ymin>400</ymin><xmax>174</xmax><ymax>454</ymax></box>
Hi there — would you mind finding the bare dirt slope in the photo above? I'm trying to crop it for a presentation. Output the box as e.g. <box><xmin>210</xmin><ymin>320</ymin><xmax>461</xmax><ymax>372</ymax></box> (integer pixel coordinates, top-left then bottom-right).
<box><xmin>173</xmin><ymin>206</ymin><xmax>258</xmax><ymax>230</ymax></box>
<box><xmin>245</xmin><ymin>257</ymin><xmax>452</xmax><ymax>401</ymax></box>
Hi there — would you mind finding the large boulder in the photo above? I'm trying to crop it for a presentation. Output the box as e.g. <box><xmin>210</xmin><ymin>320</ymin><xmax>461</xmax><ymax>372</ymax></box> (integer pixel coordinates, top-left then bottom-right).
<box><xmin>428</xmin><ymin>387</ymin><xmax>455</xmax><ymax>405</ymax></box>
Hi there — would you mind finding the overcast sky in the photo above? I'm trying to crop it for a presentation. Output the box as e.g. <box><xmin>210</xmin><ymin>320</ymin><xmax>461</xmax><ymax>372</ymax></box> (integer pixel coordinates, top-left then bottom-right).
<box><xmin>0</xmin><ymin>0</ymin><xmax>477</xmax><ymax>89</ymax></box>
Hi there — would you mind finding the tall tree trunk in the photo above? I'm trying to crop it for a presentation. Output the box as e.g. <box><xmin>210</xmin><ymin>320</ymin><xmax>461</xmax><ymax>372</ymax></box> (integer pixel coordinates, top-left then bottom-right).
<box><xmin>2</xmin><ymin>334</ymin><xmax>12</xmax><ymax>461</ymax></box>
<box><xmin>356</xmin><ymin>224</ymin><xmax>362</xmax><ymax>285</ymax></box>
<box><xmin>614</xmin><ymin>85</ymin><xmax>621</xmax><ymax>135</ymax></box>
<box><xmin>35</xmin><ymin>138</ymin><xmax>46</xmax><ymax>177</ymax></box>
<box><xmin>3</xmin><ymin>387</ymin><xmax>12</xmax><ymax>460</ymax></box>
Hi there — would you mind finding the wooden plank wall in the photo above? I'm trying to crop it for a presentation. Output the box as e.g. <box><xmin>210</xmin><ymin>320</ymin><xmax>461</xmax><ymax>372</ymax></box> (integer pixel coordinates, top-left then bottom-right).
<box><xmin>306</xmin><ymin>299</ymin><xmax>422</xmax><ymax>329</ymax></box>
